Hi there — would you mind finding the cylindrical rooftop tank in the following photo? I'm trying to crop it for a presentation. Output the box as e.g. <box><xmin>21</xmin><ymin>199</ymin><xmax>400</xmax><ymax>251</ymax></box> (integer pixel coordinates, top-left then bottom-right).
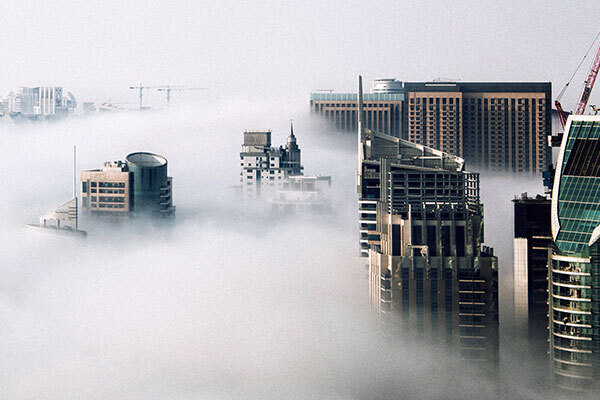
<box><xmin>126</xmin><ymin>152</ymin><xmax>169</xmax><ymax>215</ymax></box>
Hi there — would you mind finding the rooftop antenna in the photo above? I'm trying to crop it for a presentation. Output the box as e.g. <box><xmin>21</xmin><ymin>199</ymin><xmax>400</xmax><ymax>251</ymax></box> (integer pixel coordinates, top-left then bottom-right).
<box><xmin>73</xmin><ymin>145</ymin><xmax>78</xmax><ymax>230</ymax></box>
<box><xmin>358</xmin><ymin>75</ymin><xmax>365</xmax><ymax>174</ymax></box>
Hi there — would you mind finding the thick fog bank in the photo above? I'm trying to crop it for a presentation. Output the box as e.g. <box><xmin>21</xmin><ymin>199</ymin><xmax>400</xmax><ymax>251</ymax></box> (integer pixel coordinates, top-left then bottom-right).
<box><xmin>0</xmin><ymin>103</ymin><xmax>588</xmax><ymax>399</ymax></box>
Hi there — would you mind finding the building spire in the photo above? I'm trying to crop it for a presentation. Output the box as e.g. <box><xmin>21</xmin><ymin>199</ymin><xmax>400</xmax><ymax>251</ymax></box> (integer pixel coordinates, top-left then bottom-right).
<box><xmin>290</xmin><ymin>118</ymin><xmax>295</xmax><ymax>138</ymax></box>
<box><xmin>358</xmin><ymin>75</ymin><xmax>365</xmax><ymax>176</ymax></box>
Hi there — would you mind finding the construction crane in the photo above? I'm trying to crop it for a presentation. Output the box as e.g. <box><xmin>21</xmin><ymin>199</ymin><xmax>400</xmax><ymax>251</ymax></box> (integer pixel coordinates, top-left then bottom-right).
<box><xmin>129</xmin><ymin>83</ymin><xmax>163</xmax><ymax>110</ymax></box>
<box><xmin>555</xmin><ymin>31</ymin><xmax>600</xmax><ymax>129</ymax></box>
<box><xmin>156</xmin><ymin>86</ymin><xmax>208</xmax><ymax>107</ymax></box>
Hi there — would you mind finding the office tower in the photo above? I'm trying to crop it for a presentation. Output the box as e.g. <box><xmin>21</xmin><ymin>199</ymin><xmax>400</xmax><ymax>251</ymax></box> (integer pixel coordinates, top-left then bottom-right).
<box><xmin>240</xmin><ymin>123</ymin><xmax>303</xmax><ymax>197</ymax></box>
<box><xmin>512</xmin><ymin>194</ymin><xmax>552</xmax><ymax>354</ymax></box>
<box><xmin>81</xmin><ymin>152</ymin><xmax>175</xmax><ymax>217</ymax></box>
<box><xmin>310</xmin><ymin>80</ymin><xmax>404</xmax><ymax>138</ymax></box>
<box><xmin>312</xmin><ymin>80</ymin><xmax>551</xmax><ymax>174</ymax></box>
<box><xmin>357</xmin><ymin>76</ymin><xmax>499</xmax><ymax>366</ymax></box>
<box><xmin>549</xmin><ymin>115</ymin><xmax>600</xmax><ymax>392</ymax></box>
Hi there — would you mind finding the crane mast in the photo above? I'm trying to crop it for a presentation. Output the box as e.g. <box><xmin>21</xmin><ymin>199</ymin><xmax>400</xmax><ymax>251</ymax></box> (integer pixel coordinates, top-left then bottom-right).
<box><xmin>555</xmin><ymin>32</ymin><xmax>600</xmax><ymax>129</ymax></box>
<box><xmin>575</xmin><ymin>44</ymin><xmax>600</xmax><ymax>116</ymax></box>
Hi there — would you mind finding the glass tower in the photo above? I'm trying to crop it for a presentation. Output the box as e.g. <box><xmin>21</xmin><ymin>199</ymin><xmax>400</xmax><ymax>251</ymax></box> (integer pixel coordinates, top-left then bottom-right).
<box><xmin>549</xmin><ymin>115</ymin><xmax>600</xmax><ymax>392</ymax></box>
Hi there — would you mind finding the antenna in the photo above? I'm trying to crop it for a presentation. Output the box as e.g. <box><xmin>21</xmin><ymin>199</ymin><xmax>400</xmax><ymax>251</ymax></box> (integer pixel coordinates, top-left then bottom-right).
<box><xmin>73</xmin><ymin>145</ymin><xmax>78</xmax><ymax>230</ymax></box>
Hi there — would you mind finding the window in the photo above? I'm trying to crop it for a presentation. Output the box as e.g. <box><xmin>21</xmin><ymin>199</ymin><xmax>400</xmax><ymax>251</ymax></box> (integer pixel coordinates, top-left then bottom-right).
<box><xmin>91</xmin><ymin>182</ymin><xmax>97</xmax><ymax>187</ymax></box>
<box><xmin>82</xmin><ymin>182</ymin><xmax>88</xmax><ymax>192</ymax></box>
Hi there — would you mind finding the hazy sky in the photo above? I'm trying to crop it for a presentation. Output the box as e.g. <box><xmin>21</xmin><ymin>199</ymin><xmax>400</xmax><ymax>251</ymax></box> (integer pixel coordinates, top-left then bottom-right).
<box><xmin>1</xmin><ymin>0</ymin><xmax>599</xmax><ymax>108</ymax></box>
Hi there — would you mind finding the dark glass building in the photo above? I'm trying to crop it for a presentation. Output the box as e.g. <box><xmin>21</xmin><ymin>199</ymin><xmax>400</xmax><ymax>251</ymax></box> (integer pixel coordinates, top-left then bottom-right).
<box><xmin>126</xmin><ymin>152</ymin><xmax>175</xmax><ymax>217</ymax></box>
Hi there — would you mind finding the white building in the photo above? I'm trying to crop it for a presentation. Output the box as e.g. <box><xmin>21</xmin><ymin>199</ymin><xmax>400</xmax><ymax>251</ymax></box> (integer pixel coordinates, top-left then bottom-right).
<box><xmin>2</xmin><ymin>86</ymin><xmax>77</xmax><ymax>119</ymax></box>
<box><xmin>240</xmin><ymin>124</ymin><xmax>303</xmax><ymax>198</ymax></box>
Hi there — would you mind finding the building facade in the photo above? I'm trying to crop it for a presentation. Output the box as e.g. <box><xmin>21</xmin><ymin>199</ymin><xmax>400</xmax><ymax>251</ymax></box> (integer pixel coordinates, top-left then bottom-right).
<box><xmin>549</xmin><ymin>115</ymin><xmax>600</xmax><ymax>392</ymax></box>
<box><xmin>81</xmin><ymin>161</ymin><xmax>132</xmax><ymax>217</ymax></box>
<box><xmin>357</xmin><ymin>76</ymin><xmax>499</xmax><ymax>366</ymax></box>
<box><xmin>312</xmin><ymin>80</ymin><xmax>551</xmax><ymax>174</ymax></box>
<box><xmin>512</xmin><ymin>193</ymin><xmax>552</xmax><ymax>355</ymax></box>
<box><xmin>81</xmin><ymin>152</ymin><xmax>174</xmax><ymax>217</ymax></box>
<box><xmin>240</xmin><ymin>123</ymin><xmax>303</xmax><ymax>197</ymax></box>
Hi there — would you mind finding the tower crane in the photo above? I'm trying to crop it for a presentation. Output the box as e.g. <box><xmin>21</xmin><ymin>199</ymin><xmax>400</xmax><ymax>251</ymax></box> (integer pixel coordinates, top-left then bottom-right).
<box><xmin>156</xmin><ymin>86</ymin><xmax>208</xmax><ymax>107</ymax></box>
<box><xmin>555</xmin><ymin>31</ymin><xmax>600</xmax><ymax>129</ymax></box>
<box><xmin>129</xmin><ymin>83</ymin><xmax>163</xmax><ymax>110</ymax></box>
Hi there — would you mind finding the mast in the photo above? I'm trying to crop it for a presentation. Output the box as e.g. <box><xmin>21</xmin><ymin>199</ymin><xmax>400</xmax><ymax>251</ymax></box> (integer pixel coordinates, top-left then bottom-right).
<box><xmin>73</xmin><ymin>145</ymin><xmax>78</xmax><ymax>230</ymax></box>
<box><xmin>357</xmin><ymin>75</ymin><xmax>365</xmax><ymax>178</ymax></box>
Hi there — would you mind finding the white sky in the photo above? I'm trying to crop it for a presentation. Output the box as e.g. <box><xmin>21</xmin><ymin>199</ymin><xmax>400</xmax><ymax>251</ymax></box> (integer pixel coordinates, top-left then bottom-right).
<box><xmin>1</xmin><ymin>0</ymin><xmax>599</xmax><ymax>108</ymax></box>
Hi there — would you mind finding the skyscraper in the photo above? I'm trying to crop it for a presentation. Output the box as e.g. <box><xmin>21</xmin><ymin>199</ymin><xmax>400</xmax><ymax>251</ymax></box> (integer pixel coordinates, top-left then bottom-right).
<box><xmin>357</xmin><ymin>76</ymin><xmax>499</xmax><ymax>366</ymax></box>
<box><xmin>240</xmin><ymin>123</ymin><xmax>303</xmax><ymax>197</ymax></box>
<box><xmin>549</xmin><ymin>115</ymin><xmax>600</xmax><ymax>392</ymax></box>
<box><xmin>512</xmin><ymin>193</ymin><xmax>552</xmax><ymax>355</ymax></box>
<box><xmin>312</xmin><ymin>80</ymin><xmax>552</xmax><ymax>174</ymax></box>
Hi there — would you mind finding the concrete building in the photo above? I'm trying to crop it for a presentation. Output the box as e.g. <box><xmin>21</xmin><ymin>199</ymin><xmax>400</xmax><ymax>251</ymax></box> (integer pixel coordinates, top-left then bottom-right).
<box><xmin>240</xmin><ymin>123</ymin><xmax>303</xmax><ymax>197</ymax></box>
<box><xmin>81</xmin><ymin>153</ymin><xmax>174</xmax><ymax>217</ymax></box>
<box><xmin>549</xmin><ymin>115</ymin><xmax>600</xmax><ymax>392</ymax></box>
<box><xmin>81</xmin><ymin>160</ymin><xmax>133</xmax><ymax>217</ymax></box>
<box><xmin>512</xmin><ymin>193</ymin><xmax>552</xmax><ymax>356</ymax></box>
<box><xmin>311</xmin><ymin>80</ymin><xmax>552</xmax><ymax>174</ymax></box>
<box><xmin>357</xmin><ymin>76</ymin><xmax>499</xmax><ymax>366</ymax></box>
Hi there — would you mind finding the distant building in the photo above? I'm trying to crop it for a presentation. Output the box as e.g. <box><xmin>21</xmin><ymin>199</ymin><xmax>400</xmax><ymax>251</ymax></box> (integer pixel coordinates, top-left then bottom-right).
<box><xmin>549</xmin><ymin>115</ymin><xmax>600</xmax><ymax>392</ymax></box>
<box><xmin>310</xmin><ymin>81</ymin><xmax>404</xmax><ymax>138</ymax></box>
<box><xmin>240</xmin><ymin>123</ymin><xmax>303</xmax><ymax>197</ymax></box>
<box><xmin>81</xmin><ymin>153</ymin><xmax>175</xmax><ymax>217</ymax></box>
<box><xmin>2</xmin><ymin>86</ymin><xmax>77</xmax><ymax>119</ymax></box>
<box><xmin>357</xmin><ymin>76</ymin><xmax>499</xmax><ymax>367</ymax></box>
<box><xmin>270</xmin><ymin>175</ymin><xmax>332</xmax><ymax>211</ymax></box>
<box><xmin>311</xmin><ymin>79</ymin><xmax>552</xmax><ymax>174</ymax></box>
<box><xmin>512</xmin><ymin>193</ymin><xmax>552</xmax><ymax>356</ymax></box>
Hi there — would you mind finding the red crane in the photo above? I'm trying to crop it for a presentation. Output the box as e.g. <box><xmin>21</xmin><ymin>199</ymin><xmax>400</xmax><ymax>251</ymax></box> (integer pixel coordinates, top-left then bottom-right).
<box><xmin>556</xmin><ymin>31</ymin><xmax>600</xmax><ymax>129</ymax></box>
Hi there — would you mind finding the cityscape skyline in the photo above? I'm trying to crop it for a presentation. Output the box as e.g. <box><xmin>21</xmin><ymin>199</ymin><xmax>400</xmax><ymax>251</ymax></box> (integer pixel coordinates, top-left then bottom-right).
<box><xmin>4</xmin><ymin>2</ymin><xmax>600</xmax><ymax>399</ymax></box>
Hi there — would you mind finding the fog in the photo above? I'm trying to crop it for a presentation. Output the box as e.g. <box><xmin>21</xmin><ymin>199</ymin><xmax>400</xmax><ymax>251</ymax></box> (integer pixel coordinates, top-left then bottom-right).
<box><xmin>0</xmin><ymin>100</ymin><xmax>594</xmax><ymax>399</ymax></box>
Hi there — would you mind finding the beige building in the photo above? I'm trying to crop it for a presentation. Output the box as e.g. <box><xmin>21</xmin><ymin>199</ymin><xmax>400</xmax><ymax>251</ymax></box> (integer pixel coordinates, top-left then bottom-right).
<box><xmin>80</xmin><ymin>161</ymin><xmax>132</xmax><ymax>217</ymax></box>
<box><xmin>311</xmin><ymin>80</ymin><xmax>552</xmax><ymax>174</ymax></box>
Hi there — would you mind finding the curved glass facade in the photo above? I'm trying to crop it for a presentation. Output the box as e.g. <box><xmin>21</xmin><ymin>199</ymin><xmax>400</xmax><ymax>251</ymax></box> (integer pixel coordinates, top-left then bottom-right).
<box><xmin>550</xmin><ymin>116</ymin><xmax>600</xmax><ymax>392</ymax></box>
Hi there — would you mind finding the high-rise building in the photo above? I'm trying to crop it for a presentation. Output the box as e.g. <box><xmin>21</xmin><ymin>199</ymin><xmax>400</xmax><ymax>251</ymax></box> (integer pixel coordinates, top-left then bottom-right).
<box><xmin>310</xmin><ymin>79</ymin><xmax>404</xmax><ymax>138</ymax></box>
<box><xmin>312</xmin><ymin>80</ymin><xmax>552</xmax><ymax>174</ymax></box>
<box><xmin>549</xmin><ymin>115</ymin><xmax>600</xmax><ymax>392</ymax></box>
<box><xmin>512</xmin><ymin>193</ymin><xmax>552</xmax><ymax>354</ymax></box>
<box><xmin>357</xmin><ymin>76</ymin><xmax>499</xmax><ymax>366</ymax></box>
<box><xmin>81</xmin><ymin>152</ymin><xmax>175</xmax><ymax>217</ymax></box>
<box><xmin>240</xmin><ymin>123</ymin><xmax>303</xmax><ymax>197</ymax></box>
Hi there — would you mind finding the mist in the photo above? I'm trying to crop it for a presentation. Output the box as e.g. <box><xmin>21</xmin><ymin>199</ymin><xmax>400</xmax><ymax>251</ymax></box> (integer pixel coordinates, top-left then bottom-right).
<box><xmin>0</xmin><ymin>99</ymin><xmax>592</xmax><ymax>399</ymax></box>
